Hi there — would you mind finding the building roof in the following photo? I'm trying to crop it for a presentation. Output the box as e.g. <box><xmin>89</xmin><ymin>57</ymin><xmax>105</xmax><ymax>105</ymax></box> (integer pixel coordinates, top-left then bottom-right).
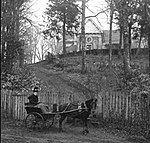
<box><xmin>78</xmin><ymin>18</ymin><xmax>102</xmax><ymax>34</ymax></box>
<box><xmin>85</xmin><ymin>19</ymin><xmax>103</xmax><ymax>34</ymax></box>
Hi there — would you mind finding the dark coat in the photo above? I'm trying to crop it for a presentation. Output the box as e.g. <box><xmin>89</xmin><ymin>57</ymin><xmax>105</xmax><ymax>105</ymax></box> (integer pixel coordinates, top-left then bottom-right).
<box><xmin>28</xmin><ymin>94</ymin><xmax>38</xmax><ymax>105</ymax></box>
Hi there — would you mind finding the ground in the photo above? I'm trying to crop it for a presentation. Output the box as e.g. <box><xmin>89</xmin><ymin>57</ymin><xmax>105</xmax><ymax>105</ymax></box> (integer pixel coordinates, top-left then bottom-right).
<box><xmin>1</xmin><ymin>57</ymin><xmax>149</xmax><ymax>143</ymax></box>
<box><xmin>1</xmin><ymin>119</ymin><xmax>149</xmax><ymax>143</ymax></box>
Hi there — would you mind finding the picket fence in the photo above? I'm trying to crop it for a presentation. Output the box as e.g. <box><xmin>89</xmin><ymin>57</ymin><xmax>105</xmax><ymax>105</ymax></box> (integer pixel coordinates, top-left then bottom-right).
<box><xmin>1</xmin><ymin>89</ymin><xmax>74</xmax><ymax>120</ymax></box>
<box><xmin>97</xmin><ymin>90</ymin><xmax>150</xmax><ymax>129</ymax></box>
<box><xmin>1</xmin><ymin>89</ymin><xmax>150</xmax><ymax>130</ymax></box>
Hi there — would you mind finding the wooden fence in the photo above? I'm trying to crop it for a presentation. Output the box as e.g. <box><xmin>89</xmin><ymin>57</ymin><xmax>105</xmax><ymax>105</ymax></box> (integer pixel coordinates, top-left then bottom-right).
<box><xmin>1</xmin><ymin>89</ymin><xmax>75</xmax><ymax>120</ymax></box>
<box><xmin>96</xmin><ymin>90</ymin><xmax>150</xmax><ymax>129</ymax></box>
<box><xmin>1</xmin><ymin>89</ymin><xmax>150</xmax><ymax>130</ymax></box>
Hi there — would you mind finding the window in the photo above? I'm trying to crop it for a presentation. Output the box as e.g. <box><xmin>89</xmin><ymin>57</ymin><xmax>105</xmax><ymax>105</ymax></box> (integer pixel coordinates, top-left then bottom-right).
<box><xmin>86</xmin><ymin>37</ymin><xmax>93</xmax><ymax>43</ymax></box>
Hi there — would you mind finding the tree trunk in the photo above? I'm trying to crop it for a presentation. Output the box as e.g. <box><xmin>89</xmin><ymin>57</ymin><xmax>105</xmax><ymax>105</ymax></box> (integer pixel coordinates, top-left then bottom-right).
<box><xmin>148</xmin><ymin>30</ymin><xmax>150</xmax><ymax>74</ymax></box>
<box><xmin>33</xmin><ymin>48</ymin><xmax>36</xmax><ymax>63</ymax></box>
<box><xmin>1</xmin><ymin>0</ymin><xmax>6</xmax><ymax>70</ymax></box>
<box><xmin>1</xmin><ymin>24</ymin><xmax>6</xmax><ymax>70</ymax></box>
<box><xmin>123</xmin><ymin>31</ymin><xmax>130</xmax><ymax>70</ymax></box>
<box><xmin>118</xmin><ymin>25</ymin><xmax>123</xmax><ymax>57</ymax></box>
<box><xmin>109</xmin><ymin>0</ymin><xmax>113</xmax><ymax>70</ymax></box>
<box><xmin>123</xmin><ymin>17</ymin><xmax>131</xmax><ymax>88</ymax></box>
<box><xmin>81</xmin><ymin>0</ymin><xmax>86</xmax><ymax>73</ymax></box>
<box><xmin>1</xmin><ymin>0</ymin><xmax>25</xmax><ymax>72</ymax></box>
<box><xmin>144</xmin><ymin>0</ymin><xmax>150</xmax><ymax>74</ymax></box>
<box><xmin>136</xmin><ymin>26</ymin><xmax>143</xmax><ymax>57</ymax></box>
<box><xmin>63</xmin><ymin>12</ymin><xmax>66</xmax><ymax>57</ymax></box>
<box><xmin>128</xmin><ymin>22</ymin><xmax>132</xmax><ymax>60</ymax></box>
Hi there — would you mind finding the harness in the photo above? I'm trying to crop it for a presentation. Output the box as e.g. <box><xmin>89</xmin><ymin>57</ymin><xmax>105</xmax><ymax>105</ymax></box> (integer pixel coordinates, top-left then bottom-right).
<box><xmin>62</xmin><ymin>103</ymin><xmax>70</xmax><ymax>113</ymax></box>
<box><xmin>78</xmin><ymin>102</ymin><xmax>87</xmax><ymax>110</ymax></box>
<box><xmin>61</xmin><ymin>101</ymin><xmax>88</xmax><ymax>114</ymax></box>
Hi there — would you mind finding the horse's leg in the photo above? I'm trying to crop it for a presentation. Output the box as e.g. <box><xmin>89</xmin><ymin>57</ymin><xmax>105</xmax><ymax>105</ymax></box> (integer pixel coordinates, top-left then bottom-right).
<box><xmin>72</xmin><ymin>118</ymin><xmax>76</xmax><ymax>126</ymax></box>
<box><xmin>82</xmin><ymin>119</ymin><xmax>86</xmax><ymax>134</ymax></box>
<box><xmin>85</xmin><ymin>119</ymin><xmax>89</xmax><ymax>134</ymax></box>
<box><xmin>59</xmin><ymin>115</ymin><xmax>66</xmax><ymax>132</ymax></box>
<box><xmin>82</xmin><ymin>119</ymin><xmax>89</xmax><ymax>135</ymax></box>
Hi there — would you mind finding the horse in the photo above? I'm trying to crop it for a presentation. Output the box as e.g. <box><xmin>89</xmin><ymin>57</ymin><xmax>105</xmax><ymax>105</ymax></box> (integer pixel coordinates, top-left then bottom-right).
<box><xmin>58</xmin><ymin>98</ymin><xmax>98</xmax><ymax>135</ymax></box>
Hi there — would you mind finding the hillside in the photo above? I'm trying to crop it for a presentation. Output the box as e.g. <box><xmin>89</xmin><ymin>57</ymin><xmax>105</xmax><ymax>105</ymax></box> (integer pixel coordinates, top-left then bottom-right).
<box><xmin>28</xmin><ymin>59</ymin><xmax>94</xmax><ymax>102</ymax></box>
<box><xmin>29</xmin><ymin>54</ymin><xmax>149</xmax><ymax>101</ymax></box>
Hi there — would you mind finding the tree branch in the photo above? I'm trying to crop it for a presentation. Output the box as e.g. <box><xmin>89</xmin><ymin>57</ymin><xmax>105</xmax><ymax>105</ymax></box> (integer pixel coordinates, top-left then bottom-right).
<box><xmin>85</xmin><ymin>6</ymin><xmax>108</xmax><ymax>28</ymax></box>
<box><xmin>85</xmin><ymin>7</ymin><xmax>109</xmax><ymax>19</ymax></box>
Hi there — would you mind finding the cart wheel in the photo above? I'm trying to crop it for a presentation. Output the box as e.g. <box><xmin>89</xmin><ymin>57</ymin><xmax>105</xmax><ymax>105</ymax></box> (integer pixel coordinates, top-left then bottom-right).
<box><xmin>45</xmin><ymin>118</ymin><xmax>54</xmax><ymax>128</ymax></box>
<box><xmin>25</xmin><ymin>112</ymin><xmax>44</xmax><ymax>130</ymax></box>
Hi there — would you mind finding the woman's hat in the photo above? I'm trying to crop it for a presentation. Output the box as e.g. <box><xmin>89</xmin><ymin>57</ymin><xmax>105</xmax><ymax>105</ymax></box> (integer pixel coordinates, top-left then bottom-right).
<box><xmin>32</xmin><ymin>87</ymin><xmax>39</xmax><ymax>92</ymax></box>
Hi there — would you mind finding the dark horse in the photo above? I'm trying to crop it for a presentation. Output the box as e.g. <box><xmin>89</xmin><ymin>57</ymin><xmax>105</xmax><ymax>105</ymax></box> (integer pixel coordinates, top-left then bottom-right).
<box><xmin>58</xmin><ymin>98</ymin><xmax>97</xmax><ymax>134</ymax></box>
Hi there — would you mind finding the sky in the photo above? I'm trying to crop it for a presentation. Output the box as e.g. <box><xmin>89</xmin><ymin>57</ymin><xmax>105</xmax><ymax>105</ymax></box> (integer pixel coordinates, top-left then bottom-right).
<box><xmin>30</xmin><ymin>0</ymin><xmax>117</xmax><ymax>30</ymax></box>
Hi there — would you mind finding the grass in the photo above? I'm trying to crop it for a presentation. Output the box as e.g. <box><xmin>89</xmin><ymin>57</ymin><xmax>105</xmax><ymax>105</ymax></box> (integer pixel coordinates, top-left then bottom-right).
<box><xmin>42</xmin><ymin>53</ymin><xmax>148</xmax><ymax>93</ymax></box>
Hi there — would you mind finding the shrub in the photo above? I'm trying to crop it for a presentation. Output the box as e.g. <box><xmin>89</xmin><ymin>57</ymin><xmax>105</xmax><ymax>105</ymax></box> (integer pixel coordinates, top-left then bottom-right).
<box><xmin>1</xmin><ymin>65</ymin><xmax>41</xmax><ymax>92</ymax></box>
<box><xmin>113</xmin><ymin>63</ymin><xmax>150</xmax><ymax>93</ymax></box>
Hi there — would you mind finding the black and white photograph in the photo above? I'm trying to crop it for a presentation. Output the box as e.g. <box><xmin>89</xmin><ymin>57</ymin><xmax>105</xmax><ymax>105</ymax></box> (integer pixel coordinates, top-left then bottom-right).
<box><xmin>1</xmin><ymin>0</ymin><xmax>150</xmax><ymax>142</ymax></box>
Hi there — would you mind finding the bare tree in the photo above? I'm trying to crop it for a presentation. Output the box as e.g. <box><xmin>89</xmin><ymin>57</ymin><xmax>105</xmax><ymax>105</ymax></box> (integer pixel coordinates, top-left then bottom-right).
<box><xmin>23</xmin><ymin>26</ymin><xmax>53</xmax><ymax>63</ymax></box>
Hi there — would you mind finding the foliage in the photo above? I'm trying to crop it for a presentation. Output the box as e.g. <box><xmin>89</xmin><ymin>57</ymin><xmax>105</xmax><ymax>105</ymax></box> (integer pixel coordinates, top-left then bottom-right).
<box><xmin>1</xmin><ymin>64</ymin><xmax>41</xmax><ymax>92</ymax></box>
<box><xmin>113</xmin><ymin>0</ymin><xmax>150</xmax><ymax>74</ymax></box>
<box><xmin>60</xmin><ymin>54</ymin><xmax>149</xmax><ymax>95</ymax></box>
<box><xmin>113</xmin><ymin>63</ymin><xmax>150</xmax><ymax>92</ymax></box>
<box><xmin>45</xmin><ymin>0</ymin><xmax>80</xmax><ymax>34</ymax></box>
<box><xmin>133</xmin><ymin>0</ymin><xmax>150</xmax><ymax>37</ymax></box>
<box><xmin>1</xmin><ymin>0</ymin><xmax>32</xmax><ymax>72</ymax></box>
<box><xmin>44</xmin><ymin>0</ymin><xmax>80</xmax><ymax>55</ymax></box>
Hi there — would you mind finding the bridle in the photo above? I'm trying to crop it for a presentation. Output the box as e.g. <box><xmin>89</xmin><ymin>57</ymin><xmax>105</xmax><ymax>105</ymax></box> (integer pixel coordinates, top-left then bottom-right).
<box><xmin>84</xmin><ymin>98</ymin><xmax>97</xmax><ymax>112</ymax></box>
<box><xmin>90</xmin><ymin>99</ymin><xmax>97</xmax><ymax>114</ymax></box>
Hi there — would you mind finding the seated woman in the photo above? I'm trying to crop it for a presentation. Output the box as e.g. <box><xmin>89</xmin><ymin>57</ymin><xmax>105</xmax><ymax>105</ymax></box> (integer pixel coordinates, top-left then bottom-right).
<box><xmin>28</xmin><ymin>87</ymin><xmax>49</xmax><ymax>113</ymax></box>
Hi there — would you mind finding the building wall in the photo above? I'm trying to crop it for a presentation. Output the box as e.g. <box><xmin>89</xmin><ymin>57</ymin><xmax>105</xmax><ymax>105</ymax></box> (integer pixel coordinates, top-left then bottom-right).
<box><xmin>85</xmin><ymin>34</ymin><xmax>102</xmax><ymax>50</ymax></box>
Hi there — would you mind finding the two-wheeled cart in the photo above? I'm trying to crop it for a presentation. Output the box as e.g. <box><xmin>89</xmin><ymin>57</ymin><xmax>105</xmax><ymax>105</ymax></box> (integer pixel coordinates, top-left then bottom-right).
<box><xmin>25</xmin><ymin>103</ymin><xmax>60</xmax><ymax>130</ymax></box>
<box><xmin>24</xmin><ymin>103</ymin><xmax>88</xmax><ymax>130</ymax></box>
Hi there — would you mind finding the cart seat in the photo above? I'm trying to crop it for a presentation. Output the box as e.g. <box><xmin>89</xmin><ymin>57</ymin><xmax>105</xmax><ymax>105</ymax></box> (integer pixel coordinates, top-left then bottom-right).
<box><xmin>25</xmin><ymin>106</ymin><xmax>43</xmax><ymax>114</ymax></box>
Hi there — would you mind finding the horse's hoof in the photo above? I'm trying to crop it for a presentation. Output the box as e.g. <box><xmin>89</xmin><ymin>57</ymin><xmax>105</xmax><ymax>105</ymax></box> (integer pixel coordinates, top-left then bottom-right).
<box><xmin>82</xmin><ymin>130</ymin><xmax>88</xmax><ymax>135</ymax></box>
<box><xmin>86</xmin><ymin>130</ymin><xmax>89</xmax><ymax>133</ymax></box>
<box><xmin>82</xmin><ymin>130</ymin><xmax>85</xmax><ymax>135</ymax></box>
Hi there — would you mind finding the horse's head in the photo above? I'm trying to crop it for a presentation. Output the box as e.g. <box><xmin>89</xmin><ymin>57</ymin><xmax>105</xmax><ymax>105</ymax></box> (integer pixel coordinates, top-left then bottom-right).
<box><xmin>85</xmin><ymin>98</ymin><xmax>98</xmax><ymax>112</ymax></box>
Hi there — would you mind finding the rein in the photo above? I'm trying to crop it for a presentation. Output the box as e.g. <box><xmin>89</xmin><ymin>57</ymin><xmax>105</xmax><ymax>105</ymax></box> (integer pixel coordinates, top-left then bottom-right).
<box><xmin>60</xmin><ymin>101</ymin><xmax>89</xmax><ymax>114</ymax></box>
<box><xmin>58</xmin><ymin>98</ymin><xmax>96</xmax><ymax>114</ymax></box>
<box><xmin>62</xmin><ymin>103</ymin><xmax>70</xmax><ymax>113</ymax></box>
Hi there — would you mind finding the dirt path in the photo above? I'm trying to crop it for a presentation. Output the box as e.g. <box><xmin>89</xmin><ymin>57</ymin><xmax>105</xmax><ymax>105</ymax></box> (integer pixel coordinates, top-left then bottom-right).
<box><xmin>2</xmin><ymin>119</ymin><xmax>148</xmax><ymax>143</ymax></box>
<box><xmin>30</xmin><ymin>63</ymin><xmax>92</xmax><ymax>101</ymax></box>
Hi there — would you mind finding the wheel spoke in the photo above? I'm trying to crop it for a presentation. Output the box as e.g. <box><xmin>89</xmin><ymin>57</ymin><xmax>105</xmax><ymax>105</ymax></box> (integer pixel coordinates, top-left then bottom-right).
<box><xmin>36</xmin><ymin>117</ymin><xmax>44</xmax><ymax>129</ymax></box>
<box><xmin>26</xmin><ymin>114</ymin><xmax>36</xmax><ymax>129</ymax></box>
<box><xmin>25</xmin><ymin>113</ymin><xmax>44</xmax><ymax>130</ymax></box>
<box><xmin>45</xmin><ymin>118</ymin><xmax>54</xmax><ymax>128</ymax></box>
